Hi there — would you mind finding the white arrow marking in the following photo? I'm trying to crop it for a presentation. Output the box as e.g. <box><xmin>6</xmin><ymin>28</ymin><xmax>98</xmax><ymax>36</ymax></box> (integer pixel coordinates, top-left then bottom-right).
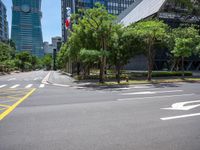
<box><xmin>161</xmin><ymin>113</ymin><xmax>200</xmax><ymax>121</ymax></box>
<box><xmin>162</xmin><ymin>100</ymin><xmax>200</xmax><ymax>111</ymax></box>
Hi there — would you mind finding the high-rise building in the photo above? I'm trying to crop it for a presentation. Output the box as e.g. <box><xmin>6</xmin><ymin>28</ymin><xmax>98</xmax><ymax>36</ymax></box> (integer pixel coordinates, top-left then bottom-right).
<box><xmin>61</xmin><ymin>0</ymin><xmax>136</xmax><ymax>42</ymax></box>
<box><xmin>0</xmin><ymin>0</ymin><xmax>8</xmax><ymax>41</ymax></box>
<box><xmin>11</xmin><ymin>0</ymin><xmax>44</xmax><ymax>57</ymax></box>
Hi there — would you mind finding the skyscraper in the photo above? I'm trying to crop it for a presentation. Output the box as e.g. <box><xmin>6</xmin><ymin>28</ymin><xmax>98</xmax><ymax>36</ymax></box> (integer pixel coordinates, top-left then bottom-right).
<box><xmin>0</xmin><ymin>0</ymin><xmax>8</xmax><ymax>41</ymax></box>
<box><xmin>61</xmin><ymin>0</ymin><xmax>136</xmax><ymax>42</ymax></box>
<box><xmin>11</xmin><ymin>0</ymin><xmax>44</xmax><ymax>57</ymax></box>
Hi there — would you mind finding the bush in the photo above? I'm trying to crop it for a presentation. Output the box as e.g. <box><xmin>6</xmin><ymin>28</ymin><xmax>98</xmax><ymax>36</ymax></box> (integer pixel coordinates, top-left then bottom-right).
<box><xmin>127</xmin><ymin>71</ymin><xmax>192</xmax><ymax>78</ymax></box>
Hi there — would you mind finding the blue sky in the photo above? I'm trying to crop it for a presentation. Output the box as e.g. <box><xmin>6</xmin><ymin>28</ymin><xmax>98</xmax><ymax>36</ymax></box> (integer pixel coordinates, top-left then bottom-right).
<box><xmin>2</xmin><ymin>0</ymin><xmax>61</xmax><ymax>43</ymax></box>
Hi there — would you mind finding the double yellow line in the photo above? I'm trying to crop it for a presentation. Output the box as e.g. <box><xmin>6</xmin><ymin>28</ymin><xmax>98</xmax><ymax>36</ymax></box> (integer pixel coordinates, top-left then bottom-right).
<box><xmin>0</xmin><ymin>88</ymin><xmax>36</xmax><ymax>121</ymax></box>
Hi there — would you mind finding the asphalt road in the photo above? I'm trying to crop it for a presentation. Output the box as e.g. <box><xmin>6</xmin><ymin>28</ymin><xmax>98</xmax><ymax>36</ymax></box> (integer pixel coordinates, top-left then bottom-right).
<box><xmin>0</xmin><ymin>71</ymin><xmax>200</xmax><ymax>150</ymax></box>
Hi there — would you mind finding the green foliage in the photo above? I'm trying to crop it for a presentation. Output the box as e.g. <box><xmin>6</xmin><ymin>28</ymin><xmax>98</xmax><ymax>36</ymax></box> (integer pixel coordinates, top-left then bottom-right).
<box><xmin>80</xmin><ymin>49</ymin><xmax>102</xmax><ymax>64</ymax></box>
<box><xmin>43</xmin><ymin>54</ymin><xmax>52</xmax><ymax>70</ymax></box>
<box><xmin>0</xmin><ymin>42</ymin><xmax>15</xmax><ymax>62</ymax></box>
<box><xmin>171</xmin><ymin>27</ymin><xmax>200</xmax><ymax>58</ymax></box>
<box><xmin>15</xmin><ymin>51</ymin><xmax>33</xmax><ymax>71</ymax></box>
<box><xmin>127</xmin><ymin>20</ymin><xmax>169</xmax><ymax>81</ymax></box>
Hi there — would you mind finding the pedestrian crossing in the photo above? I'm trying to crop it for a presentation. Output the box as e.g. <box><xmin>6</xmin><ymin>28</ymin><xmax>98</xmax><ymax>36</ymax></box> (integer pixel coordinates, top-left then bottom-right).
<box><xmin>0</xmin><ymin>84</ymin><xmax>46</xmax><ymax>89</ymax></box>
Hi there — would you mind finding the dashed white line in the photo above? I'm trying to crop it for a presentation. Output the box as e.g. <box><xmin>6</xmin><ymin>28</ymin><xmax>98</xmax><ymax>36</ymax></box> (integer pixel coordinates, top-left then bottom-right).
<box><xmin>25</xmin><ymin>84</ymin><xmax>33</xmax><ymax>89</ymax></box>
<box><xmin>161</xmin><ymin>113</ymin><xmax>200</xmax><ymax>121</ymax></box>
<box><xmin>39</xmin><ymin>84</ymin><xmax>45</xmax><ymax>88</ymax></box>
<box><xmin>122</xmin><ymin>90</ymin><xmax>183</xmax><ymax>95</ymax></box>
<box><xmin>117</xmin><ymin>94</ymin><xmax>195</xmax><ymax>101</ymax></box>
<box><xmin>0</xmin><ymin>84</ymin><xmax>7</xmax><ymax>88</ymax></box>
<box><xmin>10</xmin><ymin>84</ymin><xmax>20</xmax><ymax>89</ymax></box>
<box><xmin>7</xmin><ymin>78</ymin><xmax>16</xmax><ymax>81</ymax></box>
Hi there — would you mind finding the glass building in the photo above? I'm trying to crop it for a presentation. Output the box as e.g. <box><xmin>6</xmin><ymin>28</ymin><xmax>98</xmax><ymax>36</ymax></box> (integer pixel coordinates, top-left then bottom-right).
<box><xmin>11</xmin><ymin>0</ymin><xmax>44</xmax><ymax>57</ymax></box>
<box><xmin>0</xmin><ymin>0</ymin><xmax>8</xmax><ymax>41</ymax></box>
<box><xmin>61</xmin><ymin>0</ymin><xmax>136</xmax><ymax>42</ymax></box>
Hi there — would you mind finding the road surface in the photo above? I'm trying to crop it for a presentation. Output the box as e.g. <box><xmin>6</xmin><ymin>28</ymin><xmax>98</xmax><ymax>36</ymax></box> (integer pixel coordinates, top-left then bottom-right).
<box><xmin>0</xmin><ymin>71</ymin><xmax>200</xmax><ymax>150</ymax></box>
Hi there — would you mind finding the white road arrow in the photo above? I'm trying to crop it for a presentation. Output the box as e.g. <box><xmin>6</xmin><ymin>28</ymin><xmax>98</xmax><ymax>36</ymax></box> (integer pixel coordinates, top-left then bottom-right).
<box><xmin>162</xmin><ymin>100</ymin><xmax>200</xmax><ymax>111</ymax></box>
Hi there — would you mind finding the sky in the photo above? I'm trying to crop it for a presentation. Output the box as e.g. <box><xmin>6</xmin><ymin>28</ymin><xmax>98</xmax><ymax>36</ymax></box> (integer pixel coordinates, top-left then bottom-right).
<box><xmin>2</xmin><ymin>0</ymin><xmax>61</xmax><ymax>43</ymax></box>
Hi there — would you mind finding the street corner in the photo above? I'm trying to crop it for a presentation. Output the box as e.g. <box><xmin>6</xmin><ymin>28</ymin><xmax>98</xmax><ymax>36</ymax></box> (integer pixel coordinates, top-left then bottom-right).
<box><xmin>0</xmin><ymin>88</ymin><xmax>36</xmax><ymax>121</ymax></box>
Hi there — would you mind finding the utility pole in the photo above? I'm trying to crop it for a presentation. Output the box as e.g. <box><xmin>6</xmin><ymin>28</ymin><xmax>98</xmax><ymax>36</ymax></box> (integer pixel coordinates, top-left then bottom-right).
<box><xmin>53</xmin><ymin>49</ymin><xmax>57</xmax><ymax>71</ymax></box>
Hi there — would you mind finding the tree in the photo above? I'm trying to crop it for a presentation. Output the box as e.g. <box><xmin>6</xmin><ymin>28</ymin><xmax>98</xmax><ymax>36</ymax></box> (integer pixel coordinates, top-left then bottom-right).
<box><xmin>128</xmin><ymin>20</ymin><xmax>169</xmax><ymax>81</ymax></box>
<box><xmin>15</xmin><ymin>51</ymin><xmax>32</xmax><ymax>72</ymax></box>
<box><xmin>108</xmin><ymin>25</ymin><xmax>144</xmax><ymax>83</ymax></box>
<box><xmin>76</xmin><ymin>3</ymin><xmax>116</xmax><ymax>83</ymax></box>
<box><xmin>0</xmin><ymin>42</ymin><xmax>15</xmax><ymax>62</ymax></box>
<box><xmin>171</xmin><ymin>27</ymin><xmax>200</xmax><ymax>77</ymax></box>
<box><xmin>43</xmin><ymin>54</ymin><xmax>52</xmax><ymax>70</ymax></box>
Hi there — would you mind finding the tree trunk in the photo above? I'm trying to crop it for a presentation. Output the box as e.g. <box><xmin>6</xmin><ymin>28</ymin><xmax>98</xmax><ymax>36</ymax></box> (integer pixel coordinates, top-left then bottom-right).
<box><xmin>99</xmin><ymin>56</ymin><xmax>106</xmax><ymax>83</ymax></box>
<box><xmin>77</xmin><ymin>62</ymin><xmax>80</xmax><ymax>76</ymax></box>
<box><xmin>181</xmin><ymin>56</ymin><xmax>185</xmax><ymax>79</ymax></box>
<box><xmin>99</xmin><ymin>37</ymin><xmax>107</xmax><ymax>83</ymax></box>
<box><xmin>147</xmin><ymin>41</ymin><xmax>153</xmax><ymax>81</ymax></box>
<box><xmin>116</xmin><ymin>64</ymin><xmax>121</xmax><ymax>84</ymax></box>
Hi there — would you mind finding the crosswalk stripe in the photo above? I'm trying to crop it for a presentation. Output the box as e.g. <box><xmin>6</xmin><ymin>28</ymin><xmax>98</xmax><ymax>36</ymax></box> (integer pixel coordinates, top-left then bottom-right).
<box><xmin>25</xmin><ymin>84</ymin><xmax>33</xmax><ymax>89</ymax></box>
<box><xmin>0</xmin><ymin>85</ymin><xmax>7</xmax><ymax>88</ymax></box>
<box><xmin>10</xmin><ymin>84</ymin><xmax>20</xmax><ymax>89</ymax></box>
<box><xmin>7</xmin><ymin>78</ymin><xmax>16</xmax><ymax>81</ymax></box>
<box><xmin>39</xmin><ymin>84</ymin><xmax>45</xmax><ymax>88</ymax></box>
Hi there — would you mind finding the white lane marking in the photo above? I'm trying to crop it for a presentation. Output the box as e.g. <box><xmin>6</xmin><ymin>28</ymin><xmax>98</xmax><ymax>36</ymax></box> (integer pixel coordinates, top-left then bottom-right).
<box><xmin>162</xmin><ymin>100</ymin><xmax>200</xmax><ymax>111</ymax></box>
<box><xmin>117</xmin><ymin>94</ymin><xmax>195</xmax><ymax>101</ymax></box>
<box><xmin>0</xmin><ymin>84</ymin><xmax>7</xmax><ymax>88</ymax></box>
<box><xmin>39</xmin><ymin>84</ymin><xmax>45</xmax><ymax>88</ymax></box>
<box><xmin>7</xmin><ymin>78</ymin><xmax>16</xmax><ymax>81</ymax></box>
<box><xmin>25</xmin><ymin>84</ymin><xmax>33</xmax><ymax>89</ymax></box>
<box><xmin>118</xmin><ymin>86</ymin><xmax>151</xmax><ymax>90</ymax></box>
<box><xmin>10</xmin><ymin>84</ymin><xmax>20</xmax><ymax>89</ymax></box>
<box><xmin>122</xmin><ymin>90</ymin><xmax>183</xmax><ymax>95</ymax></box>
<box><xmin>118</xmin><ymin>87</ymin><xmax>131</xmax><ymax>90</ymax></box>
<box><xmin>42</xmin><ymin>71</ymin><xmax>51</xmax><ymax>84</ymax></box>
<box><xmin>161</xmin><ymin>113</ymin><xmax>200</xmax><ymax>121</ymax></box>
<box><xmin>34</xmin><ymin>77</ymin><xmax>42</xmax><ymax>81</ymax></box>
<box><xmin>52</xmin><ymin>83</ymin><xmax>70</xmax><ymax>87</ymax></box>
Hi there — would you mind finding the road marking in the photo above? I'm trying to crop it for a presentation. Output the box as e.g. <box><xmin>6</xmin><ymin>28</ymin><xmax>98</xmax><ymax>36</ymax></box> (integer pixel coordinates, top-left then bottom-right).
<box><xmin>10</xmin><ymin>84</ymin><xmax>20</xmax><ymax>89</ymax></box>
<box><xmin>0</xmin><ymin>88</ymin><xmax>36</xmax><ymax>121</ymax></box>
<box><xmin>42</xmin><ymin>71</ymin><xmax>51</xmax><ymax>84</ymax></box>
<box><xmin>25</xmin><ymin>84</ymin><xmax>33</xmax><ymax>89</ymax></box>
<box><xmin>52</xmin><ymin>83</ymin><xmax>70</xmax><ymax>87</ymax></box>
<box><xmin>7</xmin><ymin>78</ymin><xmax>16</xmax><ymax>81</ymax></box>
<box><xmin>162</xmin><ymin>100</ymin><xmax>200</xmax><ymax>111</ymax></box>
<box><xmin>39</xmin><ymin>84</ymin><xmax>45</xmax><ymax>88</ymax></box>
<box><xmin>117</xmin><ymin>94</ymin><xmax>195</xmax><ymax>101</ymax></box>
<box><xmin>0</xmin><ymin>104</ymin><xmax>10</xmax><ymax>108</ymax></box>
<box><xmin>161</xmin><ymin>113</ymin><xmax>200</xmax><ymax>121</ymax></box>
<box><xmin>34</xmin><ymin>77</ymin><xmax>41</xmax><ymax>81</ymax></box>
<box><xmin>122</xmin><ymin>90</ymin><xmax>183</xmax><ymax>95</ymax></box>
<box><xmin>0</xmin><ymin>85</ymin><xmax>7</xmax><ymax>88</ymax></box>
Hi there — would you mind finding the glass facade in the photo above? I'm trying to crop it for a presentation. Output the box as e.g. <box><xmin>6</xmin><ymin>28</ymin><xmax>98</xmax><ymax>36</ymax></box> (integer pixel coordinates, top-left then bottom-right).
<box><xmin>0</xmin><ymin>0</ymin><xmax>8</xmax><ymax>41</ymax></box>
<box><xmin>61</xmin><ymin>0</ymin><xmax>135</xmax><ymax>42</ymax></box>
<box><xmin>11</xmin><ymin>0</ymin><xmax>44</xmax><ymax>57</ymax></box>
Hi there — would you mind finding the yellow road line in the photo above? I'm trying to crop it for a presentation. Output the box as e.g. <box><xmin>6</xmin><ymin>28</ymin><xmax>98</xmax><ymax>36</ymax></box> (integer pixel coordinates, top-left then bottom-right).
<box><xmin>0</xmin><ymin>88</ymin><xmax>36</xmax><ymax>121</ymax></box>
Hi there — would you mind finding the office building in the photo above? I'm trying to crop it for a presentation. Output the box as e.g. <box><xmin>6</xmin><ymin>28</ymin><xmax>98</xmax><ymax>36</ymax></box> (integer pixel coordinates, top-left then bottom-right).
<box><xmin>0</xmin><ymin>0</ymin><xmax>8</xmax><ymax>41</ymax></box>
<box><xmin>11</xmin><ymin>0</ymin><xmax>44</xmax><ymax>57</ymax></box>
<box><xmin>118</xmin><ymin>0</ymin><xmax>200</xmax><ymax>71</ymax></box>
